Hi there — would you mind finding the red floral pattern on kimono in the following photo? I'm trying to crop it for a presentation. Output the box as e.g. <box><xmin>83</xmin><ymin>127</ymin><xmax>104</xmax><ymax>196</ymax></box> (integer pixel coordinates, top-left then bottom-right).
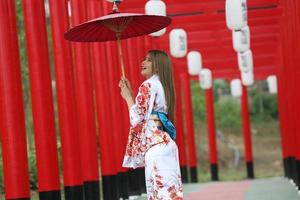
<box><xmin>123</xmin><ymin>81</ymin><xmax>168</xmax><ymax>168</ymax></box>
<box><xmin>122</xmin><ymin>75</ymin><xmax>183</xmax><ymax>199</ymax></box>
<box><xmin>145</xmin><ymin>141</ymin><xmax>183</xmax><ymax>200</ymax></box>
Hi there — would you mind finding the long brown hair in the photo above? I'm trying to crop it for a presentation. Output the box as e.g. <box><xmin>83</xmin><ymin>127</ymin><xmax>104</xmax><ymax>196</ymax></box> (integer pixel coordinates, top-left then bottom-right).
<box><xmin>148</xmin><ymin>50</ymin><xmax>176</xmax><ymax>123</ymax></box>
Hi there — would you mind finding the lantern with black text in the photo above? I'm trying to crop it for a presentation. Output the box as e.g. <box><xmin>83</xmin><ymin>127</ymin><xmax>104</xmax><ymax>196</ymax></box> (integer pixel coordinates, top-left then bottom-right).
<box><xmin>233</xmin><ymin>26</ymin><xmax>250</xmax><ymax>52</ymax></box>
<box><xmin>170</xmin><ymin>28</ymin><xmax>187</xmax><ymax>58</ymax></box>
<box><xmin>226</xmin><ymin>0</ymin><xmax>247</xmax><ymax>30</ymax></box>
<box><xmin>199</xmin><ymin>69</ymin><xmax>212</xmax><ymax>90</ymax></box>
<box><xmin>238</xmin><ymin>50</ymin><xmax>253</xmax><ymax>73</ymax></box>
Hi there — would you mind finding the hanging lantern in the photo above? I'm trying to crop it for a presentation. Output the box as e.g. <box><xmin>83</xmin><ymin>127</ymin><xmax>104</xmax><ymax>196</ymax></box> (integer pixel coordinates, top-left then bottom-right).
<box><xmin>145</xmin><ymin>0</ymin><xmax>167</xmax><ymax>37</ymax></box>
<box><xmin>225</xmin><ymin>0</ymin><xmax>247</xmax><ymax>30</ymax></box>
<box><xmin>241</xmin><ymin>70</ymin><xmax>254</xmax><ymax>86</ymax></box>
<box><xmin>238</xmin><ymin>49</ymin><xmax>253</xmax><ymax>72</ymax></box>
<box><xmin>199</xmin><ymin>68</ymin><xmax>212</xmax><ymax>90</ymax></box>
<box><xmin>267</xmin><ymin>75</ymin><xmax>277</xmax><ymax>94</ymax></box>
<box><xmin>187</xmin><ymin>51</ymin><xmax>202</xmax><ymax>75</ymax></box>
<box><xmin>170</xmin><ymin>28</ymin><xmax>188</xmax><ymax>58</ymax></box>
<box><xmin>233</xmin><ymin>26</ymin><xmax>250</xmax><ymax>52</ymax></box>
<box><xmin>230</xmin><ymin>79</ymin><xmax>242</xmax><ymax>98</ymax></box>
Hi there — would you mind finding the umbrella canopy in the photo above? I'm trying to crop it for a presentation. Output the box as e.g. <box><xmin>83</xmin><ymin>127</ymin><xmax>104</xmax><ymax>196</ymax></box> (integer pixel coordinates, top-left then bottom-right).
<box><xmin>64</xmin><ymin>13</ymin><xmax>171</xmax><ymax>42</ymax></box>
<box><xmin>64</xmin><ymin>1</ymin><xmax>171</xmax><ymax>77</ymax></box>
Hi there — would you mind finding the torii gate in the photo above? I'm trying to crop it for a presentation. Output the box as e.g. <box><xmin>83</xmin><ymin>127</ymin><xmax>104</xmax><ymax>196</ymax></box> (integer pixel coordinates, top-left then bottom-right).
<box><xmin>0</xmin><ymin>0</ymin><xmax>299</xmax><ymax>200</ymax></box>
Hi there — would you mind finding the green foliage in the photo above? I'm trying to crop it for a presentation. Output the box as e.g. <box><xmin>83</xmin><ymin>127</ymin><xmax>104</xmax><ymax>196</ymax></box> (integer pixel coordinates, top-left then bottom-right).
<box><xmin>191</xmin><ymin>81</ymin><xmax>206</xmax><ymax>125</ymax></box>
<box><xmin>191</xmin><ymin>80</ymin><xmax>242</xmax><ymax>134</ymax></box>
<box><xmin>214</xmin><ymin>98</ymin><xmax>242</xmax><ymax>133</ymax></box>
<box><xmin>28</xmin><ymin>150</ymin><xmax>38</xmax><ymax>190</ymax></box>
<box><xmin>248</xmin><ymin>82</ymin><xmax>278</xmax><ymax>122</ymax></box>
<box><xmin>191</xmin><ymin>80</ymin><xmax>278</xmax><ymax>134</ymax></box>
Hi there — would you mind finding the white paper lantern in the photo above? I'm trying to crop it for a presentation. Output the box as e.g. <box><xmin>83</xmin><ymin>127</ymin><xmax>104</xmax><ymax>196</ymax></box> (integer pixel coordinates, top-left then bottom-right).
<box><xmin>233</xmin><ymin>26</ymin><xmax>250</xmax><ymax>52</ymax></box>
<box><xmin>225</xmin><ymin>0</ymin><xmax>248</xmax><ymax>30</ymax></box>
<box><xmin>145</xmin><ymin>0</ymin><xmax>167</xmax><ymax>37</ymax></box>
<box><xmin>187</xmin><ymin>51</ymin><xmax>202</xmax><ymax>75</ymax></box>
<box><xmin>238</xmin><ymin>50</ymin><xmax>253</xmax><ymax>72</ymax></box>
<box><xmin>230</xmin><ymin>79</ymin><xmax>242</xmax><ymax>97</ymax></box>
<box><xmin>199</xmin><ymin>69</ymin><xmax>212</xmax><ymax>90</ymax></box>
<box><xmin>267</xmin><ymin>75</ymin><xmax>277</xmax><ymax>94</ymax></box>
<box><xmin>241</xmin><ymin>70</ymin><xmax>254</xmax><ymax>86</ymax></box>
<box><xmin>169</xmin><ymin>29</ymin><xmax>188</xmax><ymax>58</ymax></box>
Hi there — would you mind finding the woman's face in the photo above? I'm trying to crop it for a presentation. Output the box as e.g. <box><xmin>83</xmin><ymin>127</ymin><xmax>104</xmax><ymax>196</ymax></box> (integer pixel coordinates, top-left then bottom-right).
<box><xmin>141</xmin><ymin>54</ymin><xmax>155</xmax><ymax>79</ymax></box>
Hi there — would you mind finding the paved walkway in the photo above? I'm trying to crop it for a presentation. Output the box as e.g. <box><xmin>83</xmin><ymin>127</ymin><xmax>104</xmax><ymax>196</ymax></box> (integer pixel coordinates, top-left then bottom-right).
<box><xmin>135</xmin><ymin>177</ymin><xmax>300</xmax><ymax>200</ymax></box>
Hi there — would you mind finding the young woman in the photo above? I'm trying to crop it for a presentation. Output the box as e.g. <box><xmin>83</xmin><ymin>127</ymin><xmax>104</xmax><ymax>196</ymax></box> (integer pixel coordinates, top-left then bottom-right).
<box><xmin>119</xmin><ymin>50</ymin><xmax>183</xmax><ymax>199</ymax></box>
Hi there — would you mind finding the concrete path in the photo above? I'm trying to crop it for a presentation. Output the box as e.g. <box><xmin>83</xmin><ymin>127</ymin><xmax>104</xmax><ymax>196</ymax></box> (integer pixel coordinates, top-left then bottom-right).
<box><xmin>134</xmin><ymin>177</ymin><xmax>300</xmax><ymax>200</ymax></box>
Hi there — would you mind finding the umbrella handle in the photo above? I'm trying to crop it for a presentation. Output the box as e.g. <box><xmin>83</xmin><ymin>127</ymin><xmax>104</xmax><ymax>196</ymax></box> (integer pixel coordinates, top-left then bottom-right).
<box><xmin>116</xmin><ymin>34</ymin><xmax>125</xmax><ymax>78</ymax></box>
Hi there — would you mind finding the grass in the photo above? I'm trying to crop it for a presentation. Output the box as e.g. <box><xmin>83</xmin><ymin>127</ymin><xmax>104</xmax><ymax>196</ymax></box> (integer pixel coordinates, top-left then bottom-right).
<box><xmin>194</xmin><ymin>119</ymin><xmax>283</xmax><ymax>182</ymax></box>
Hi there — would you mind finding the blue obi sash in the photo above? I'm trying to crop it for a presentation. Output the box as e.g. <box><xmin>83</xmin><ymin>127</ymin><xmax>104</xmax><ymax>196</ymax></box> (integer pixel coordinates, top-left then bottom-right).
<box><xmin>151</xmin><ymin>111</ymin><xmax>176</xmax><ymax>140</ymax></box>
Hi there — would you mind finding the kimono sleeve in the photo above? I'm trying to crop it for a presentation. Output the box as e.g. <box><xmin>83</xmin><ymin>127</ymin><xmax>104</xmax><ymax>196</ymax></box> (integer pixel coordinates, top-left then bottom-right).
<box><xmin>129</xmin><ymin>82</ymin><xmax>156</xmax><ymax>127</ymax></box>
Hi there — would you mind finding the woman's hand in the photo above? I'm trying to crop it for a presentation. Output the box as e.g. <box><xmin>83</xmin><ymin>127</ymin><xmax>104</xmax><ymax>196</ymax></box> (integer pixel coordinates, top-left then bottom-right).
<box><xmin>119</xmin><ymin>77</ymin><xmax>134</xmax><ymax>108</ymax></box>
<box><xmin>122</xmin><ymin>77</ymin><xmax>132</xmax><ymax>92</ymax></box>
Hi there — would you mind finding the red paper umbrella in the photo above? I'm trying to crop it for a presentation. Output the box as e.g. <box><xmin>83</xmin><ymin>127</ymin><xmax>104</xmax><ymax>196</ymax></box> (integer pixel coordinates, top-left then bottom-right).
<box><xmin>65</xmin><ymin>0</ymin><xmax>171</xmax><ymax>77</ymax></box>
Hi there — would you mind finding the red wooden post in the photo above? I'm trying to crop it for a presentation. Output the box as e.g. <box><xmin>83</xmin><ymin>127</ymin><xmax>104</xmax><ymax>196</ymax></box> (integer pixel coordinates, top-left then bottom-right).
<box><xmin>119</xmin><ymin>39</ymin><xmax>131</xmax><ymax>199</ymax></box>
<box><xmin>295</xmin><ymin>1</ymin><xmax>300</xmax><ymax>188</ymax></box>
<box><xmin>241</xmin><ymin>85</ymin><xmax>254</xmax><ymax>179</ymax></box>
<box><xmin>205</xmin><ymin>88</ymin><xmax>219</xmax><ymax>181</ymax></box>
<box><xmin>70</xmin><ymin>0</ymin><xmax>100</xmax><ymax>198</ymax></box>
<box><xmin>180</xmin><ymin>72</ymin><xmax>198</xmax><ymax>182</ymax></box>
<box><xmin>127</xmin><ymin>39</ymin><xmax>138</xmax><ymax>93</ymax></box>
<box><xmin>135</xmin><ymin>36</ymin><xmax>148</xmax><ymax>194</ymax></box>
<box><xmin>111</xmin><ymin>40</ymin><xmax>133</xmax><ymax>195</ymax></box>
<box><xmin>137</xmin><ymin>37</ymin><xmax>146</xmax><ymax>82</ymax></box>
<box><xmin>86</xmin><ymin>1</ymin><xmax>126</xmax><ymax>200</ymax></box>
<box><xmin>126</xmin><ymin>38</ymin><xmax>143</xmax><ymax>196</ymax></box>
<box><xmin>173</xmin><ymin>67</ymin><xmax>188</xmax><ymax>183</ymax></box>
<box><xmin>105</xmin><ymin>41</ymin><xmax>126</xmax><ymax>199</ymax></box>
<box><xmin>22</xmin><ymin>1</ymin><xmax>61</xmax><ymax>198</ymax></box>
<box><xmin>278</xmin><ymin>0</ymin><xmax>300</xmax><ymax>187</ymax></box>
<box><xmin>48</xmin><ymin>0</ymin><xmax>84</xmax><ymax>198</ymax></box>
<box><xmin>276</xmin><ymin>24</ymin><xmax>290</xmax><ymax>177</ymax></box>
<box><xmin>0</xmin><ymin>1</ymin><xmax>30</xmax><ymax>199</ymax></box>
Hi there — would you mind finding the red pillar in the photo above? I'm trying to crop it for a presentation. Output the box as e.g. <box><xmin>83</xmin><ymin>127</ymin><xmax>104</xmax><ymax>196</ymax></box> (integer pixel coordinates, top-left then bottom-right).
<box><xmin>205</xmin><ymin>88</ymin><xmax>219</xmax><ymax>181</ymax></box>
<box><xmin>276</xmin><ymin>27</ymin><xmax>290</xmax><ymax>177</ymax></box>
<box><xmin>86</xmin><ymin>1</ymin><xmax>124</xmax><ymax>200</ymax></box>
<box><xmin>119</xmin><ymin>39</ymin><xmax>131</xmax><ymax>198</ymax></box>
<box><xmin>278</xmin><ymin>0</ymin><xmax>300</xmax><ymax>186</ymax></box>
<box><xmin>22</xmin><ymin>1</ymin><xmax>61</xmax><ymax>197</ymax></box>
<box><xmin>126</xmin><ymin>38</ymin><xmax>144</xmax><ymax>195</ymax></box>
<box><xmin>241</xmin><ymin>85</ymin><xmax>254</xmax><ymax>179</ymax></box>
<box><xmin>180</xmin><ymin>72</ymin><xmax>198</xmax><ymax>182</ymax></box>
<box><xmin>48</xmin><ymin>0</ymin><xmax>83</xmax><ymax>198</ymax></box>
<box><xmin>173</xmin><ymin>67</ymin><xmax>188</xmax><ymax>183</ymax></box>
<box><xmin>128</xmin><ymin>38</ymin><xmax>142</xmax><ymax>93</ymax></box>
<box><xmin>103</xmin><ymin>42</ymin><xmax>123</xmax><ymax>199</ymax></box>
<box><xmin>0</xmin><ymin>1</ymin><xmax>30</xmax><ymax>199</ymax></box>
<box><xmin>135</xmin><ymin>36</ymin><xmax>148</xmax><ymax>194</ymax></box>
<box><xmin>70</xmin><ymin>0</ymin><xmax>100</xmax><ymax>198</ymax></box>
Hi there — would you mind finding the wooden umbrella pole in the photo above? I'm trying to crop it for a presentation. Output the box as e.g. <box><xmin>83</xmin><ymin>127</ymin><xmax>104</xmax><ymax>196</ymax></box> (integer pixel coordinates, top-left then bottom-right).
<box><xmin>116</xmin><ymin>33</ymin><xmax>125</xmax><ymax>78</ymax></box>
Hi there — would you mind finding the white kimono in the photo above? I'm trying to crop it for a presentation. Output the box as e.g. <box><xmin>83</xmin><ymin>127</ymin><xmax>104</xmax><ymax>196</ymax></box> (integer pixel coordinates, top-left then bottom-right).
<box><xmin>123</xmin><ymin>75</ymin><xmax>183</xmax><ymax>200</ymax></box>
